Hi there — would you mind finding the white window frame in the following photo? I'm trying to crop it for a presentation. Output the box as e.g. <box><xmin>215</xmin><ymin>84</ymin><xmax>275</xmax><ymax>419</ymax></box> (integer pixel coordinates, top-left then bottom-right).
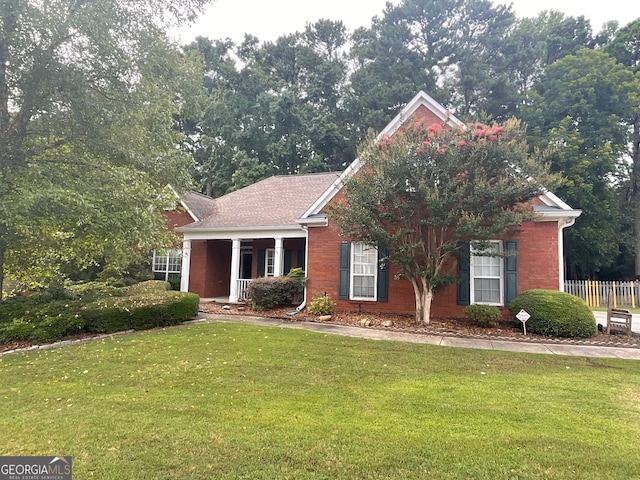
<box><xmin>265</xmin><ymin>248</ymin><xmax>275</xmax><ymax>277</ymax></box>
<box><xmin>152</xmin><ymin>249</ymin><xmax>182</xmax><ymax>282</ymax></box>
<box><xmin>350</xmin><ymin>242</ymin><xmax>378</xmax><ymax>301</ymax></box>
<box><xmin>470</xmin><ymin>241</ymin><xmax>503</xmax><ymax>306</ymax></box>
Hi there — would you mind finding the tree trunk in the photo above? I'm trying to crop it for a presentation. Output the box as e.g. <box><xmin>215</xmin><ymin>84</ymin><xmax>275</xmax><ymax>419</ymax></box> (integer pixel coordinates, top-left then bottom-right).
<box><xmin>411</xmin><ymin>276</ymin><xmax>434</xmax><ymax>325</ymax></box>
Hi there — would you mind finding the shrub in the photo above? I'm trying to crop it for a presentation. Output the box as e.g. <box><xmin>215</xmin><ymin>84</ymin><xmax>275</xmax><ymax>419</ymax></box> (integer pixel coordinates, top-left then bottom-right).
<box><xmin>0</xmin><ymin>280</ymin><xmax>200</xmax><ymax>343</ymax></box>
<box><xmin>0</xmin><ymin>296</ymin><xmax>33</xmax><ymax>324</ymax></box>
<box><xmin>509</xmin><ymin>289</ymin><xmax>597</xmax><ymax>338</ymax></box>
<box><xmin>286</xmin><ymin>268</ymin><xmax>307</xmax><ymax>303</ymax></box>
<box><xmin>245</xmin><ymin>277</ymin><xmax>298</xmax><ymax>309</ymax></box>
<box><xmin>0</xmin><ymin>300</ymin><xmax>86</xmax><ymax>344</ymax></box>
<box><xmin>463</xmin><ymin>304</ymin><xmax>501</xmax><ymax>327</ymax></box>
<box><xmin>83</xmin><ymin>291</ymin><xmax>200</xmax><ymax>333</ymax></box>
<box><xmin>27</xmin><ymin>313</ymin><xmax>86</xmax><ymax>343</ymax></box>
<box><xmin>36</xmin><ymin>281</ymin><xmax>72</xmax><ymax>302</ymax></box>
<box><xmin>81</xmin><ymin>304</ymin><xmax>129</xmax><ymax>334</ymax></box>
<box><xmin>307</xmin><ymin>293</ymin><xmax>335</xmax><ymax>316</ymax></box>
<box><xmin>127</xmin><ymin>292</ymin><xmax>200</xmax><ymax>330</ymax></box>
<box><xmin>126</xmin><ymin>280</ymin><xmax>171</xmax><ymax>296</ymax></box>
<box><xmin>67</xmin><ymin>282</ymin><xmax>125</xmax><ymax>302</ymax></box>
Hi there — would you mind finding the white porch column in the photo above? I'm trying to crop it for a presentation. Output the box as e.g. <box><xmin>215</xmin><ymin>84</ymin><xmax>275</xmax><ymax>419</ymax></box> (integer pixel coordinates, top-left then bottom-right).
<box><xmin>180</xmin><ymin>239</ymin><xmax>191</xmax><ymax>292</ymax></box>
<box><xmin>274</xmin><ymin>237</ymin><xmax>284</xmax><ymax>277</ymax></box>
<box><xmin>229</xmin><ymin>239</ymin><xmax>242</xmax><ymax>302</ymax></box>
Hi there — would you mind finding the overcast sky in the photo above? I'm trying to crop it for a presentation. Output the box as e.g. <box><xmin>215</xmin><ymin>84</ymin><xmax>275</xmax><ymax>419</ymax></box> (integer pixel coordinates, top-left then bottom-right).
<box><xmin>174</xmin><ymin>0</ymin><xmax>640</xmax><ymax>45</ymax></box>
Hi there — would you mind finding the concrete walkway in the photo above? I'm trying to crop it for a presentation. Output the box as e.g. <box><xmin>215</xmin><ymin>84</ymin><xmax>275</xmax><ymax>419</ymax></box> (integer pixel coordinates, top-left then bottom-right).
<box><xmin>196</xmin><ymin>313</ymin><xmax>640</xmax><ymax>360</ymax></box>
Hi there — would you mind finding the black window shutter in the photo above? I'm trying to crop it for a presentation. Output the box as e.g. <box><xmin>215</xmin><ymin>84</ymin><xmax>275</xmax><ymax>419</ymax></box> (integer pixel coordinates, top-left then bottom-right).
<box><xmin>257</xmin><ymin>249</ymin><xmax>265</xmax><ymax>277</ymax></box>
<box><xmin>297</xmin><ymin>248</ymin><xmax>305</xmax><ymax>271</ymax></box>
<box><xmin>457</xmin><ymin>242</ymin><xmax>471</xmax><ymax>305</ymax></box>
<box><xmin>504</xmin><ymin>240</ymin><xmax>518</xmax><ymax>305</ymax></box>
<box><xmin>377</xmin><ymin>245</ymin><xmax>389</xmax><ymax>302</ymax></box>
<box><xmin>284</xmin><ymin>249</ymin><xmax>292</xmax><ymax>275</ymax></box>
<box><xmin>338</xmin><ymin>242</ymin><xmax>351</xmax><ymax>300</ymax></box>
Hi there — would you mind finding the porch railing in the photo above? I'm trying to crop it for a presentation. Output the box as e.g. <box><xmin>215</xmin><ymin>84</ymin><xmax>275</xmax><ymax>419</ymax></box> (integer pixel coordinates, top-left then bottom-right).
<box><xmin>237</xmin><ymin>278</ymin><xmax>252</xmax><ymax>301</ymax></box>
<box><xmin>565</xmin><ymin>280</ymin><xmax>639</xmax><ymax>308</ymax></box>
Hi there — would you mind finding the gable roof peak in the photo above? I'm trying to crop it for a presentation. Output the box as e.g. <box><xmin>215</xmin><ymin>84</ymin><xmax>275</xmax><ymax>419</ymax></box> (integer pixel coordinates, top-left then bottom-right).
<box><xmin>380</xmin><ymin>91</ymin><xmax>464</xmax><ymax>140</ymax></box>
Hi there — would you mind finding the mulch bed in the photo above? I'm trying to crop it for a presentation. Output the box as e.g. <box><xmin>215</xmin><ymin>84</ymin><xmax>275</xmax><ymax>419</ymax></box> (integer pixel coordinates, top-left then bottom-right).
<box><xmin>199</xmin><ymin>301</ymin><xmax>640</xmax><ymax>348</ymax></box>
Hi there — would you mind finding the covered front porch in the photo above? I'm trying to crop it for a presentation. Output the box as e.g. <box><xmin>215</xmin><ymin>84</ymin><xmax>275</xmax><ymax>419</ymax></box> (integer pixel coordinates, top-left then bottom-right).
<box><xmin>179</xmin><ymin>229</ymin><xmax>307</xmax><ymax>303</ymax></box>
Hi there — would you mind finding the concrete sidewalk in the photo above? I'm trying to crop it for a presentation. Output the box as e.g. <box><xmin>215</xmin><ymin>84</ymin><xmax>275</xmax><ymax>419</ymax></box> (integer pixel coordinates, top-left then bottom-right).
<box><xmin>196</xmin><ymin>313</ymin><xmax>640</xmax><ymax>360</ymax></box>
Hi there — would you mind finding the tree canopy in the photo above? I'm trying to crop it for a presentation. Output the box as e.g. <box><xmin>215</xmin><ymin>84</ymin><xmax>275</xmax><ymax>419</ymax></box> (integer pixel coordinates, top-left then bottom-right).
<box><xmin>524</xmin><ymin>49</ymin><xmax>640</xmax><ymax>278</ymax></box>
<box><xmin>0</xmin><ymin>0</ymin><xmax>213</xmax><ymax>293</ymax></box>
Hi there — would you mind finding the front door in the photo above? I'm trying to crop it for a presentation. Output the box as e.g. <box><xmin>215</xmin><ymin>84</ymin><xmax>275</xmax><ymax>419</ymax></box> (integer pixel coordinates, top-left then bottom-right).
<box><xmin>240</xmin><ymin>248</ymin><xmax>253</xmax><ymax>280</ymax></box>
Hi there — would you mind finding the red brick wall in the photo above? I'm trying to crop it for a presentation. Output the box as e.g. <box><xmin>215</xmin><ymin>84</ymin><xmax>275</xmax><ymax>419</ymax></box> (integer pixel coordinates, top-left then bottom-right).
<box><xmin>307</xmin><ymin>217</ymin><xmax>560</xmax><ymax>319</ymax></box>
<box><xmin>207</xmin><ymin>240</ymin><xmax>231</xmax><ymax>297</ymax></box>
<box><xmin>411</xmin><ymin>104</ymin><xmax>446</xmax><ymax>129</ymax></box>
<box><xmin>188</xmin><ymin>239</ymin><xmax>231</xmax><ymax>298</ymax></box>
<box><xmin>164</xmin><ymin>210</ymin><xmax>194</xmax><ymax>233</ymax></box>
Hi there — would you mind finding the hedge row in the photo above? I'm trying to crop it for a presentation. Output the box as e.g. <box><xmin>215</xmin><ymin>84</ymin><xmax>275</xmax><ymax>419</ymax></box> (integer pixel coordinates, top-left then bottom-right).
<box><xmin>0</xmin><ymin>281</ymin><xmax>200</xmax><ymax>345</ymax></box>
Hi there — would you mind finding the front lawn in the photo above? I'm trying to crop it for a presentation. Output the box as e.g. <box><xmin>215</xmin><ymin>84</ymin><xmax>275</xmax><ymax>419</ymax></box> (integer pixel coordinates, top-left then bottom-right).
<box><xmin>1</xmin><ymin>321</ymin><xmax>639</xmax><ymax>479</ymax></box>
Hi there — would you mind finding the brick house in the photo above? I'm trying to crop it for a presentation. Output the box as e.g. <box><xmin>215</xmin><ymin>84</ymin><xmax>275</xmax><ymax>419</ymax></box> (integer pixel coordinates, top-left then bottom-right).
<box><xmin>175</xmin><ymin>91</ymin><xmax>581</xmax><ymax>317</ymax></box>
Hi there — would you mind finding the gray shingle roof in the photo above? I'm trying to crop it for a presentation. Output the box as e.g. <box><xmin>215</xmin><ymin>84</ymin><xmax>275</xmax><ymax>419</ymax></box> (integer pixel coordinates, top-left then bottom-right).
<box><xmin>181</xmin><ymin>191</ymin><xmax>217</xmax><ymax>221</ymax></box>
<box><xmin>181</xmin><ymin>172</ymin><xmax>340</xmax><ymax>230</ymax></box>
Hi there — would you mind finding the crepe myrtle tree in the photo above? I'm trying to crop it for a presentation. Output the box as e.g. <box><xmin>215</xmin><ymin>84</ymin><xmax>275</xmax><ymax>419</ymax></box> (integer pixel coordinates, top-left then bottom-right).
<box><xmin>329</xmin><ymin>119</ymin><xmax>557</xmax><ymax>325</ymax></box>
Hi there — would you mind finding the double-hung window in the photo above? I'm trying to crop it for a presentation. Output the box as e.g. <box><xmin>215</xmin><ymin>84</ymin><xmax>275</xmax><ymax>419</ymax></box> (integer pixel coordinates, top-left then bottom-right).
<box><xmin>265</xmin><ymin>248</ymin><xmax>275</xmax><ymax>277</ymax></box>
<box><xmin>152</xmin><ymin>249</ymin><xmax>182</xmax><ymax>282</ymax></box>
<box><xmin>470</xmin><ymin>241</ymin><xmax>503</xmax><ymax>305</ymax></box>
<box><xmin>350</xmin><ymin>243</ymin><xmax>378</xmax><ymax>300</ymax></box>
<box><xmin>338</xmin><ymin>242</ymin><xmax>388</xmax><ymax>302</ymax></box>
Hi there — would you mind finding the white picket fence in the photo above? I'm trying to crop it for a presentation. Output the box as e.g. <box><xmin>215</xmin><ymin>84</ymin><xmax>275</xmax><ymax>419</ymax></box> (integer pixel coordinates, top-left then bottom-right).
<box><xmin>565</xmin><ymin>280</ymin><xmax>640</xmax><ymax>308</ymax></box>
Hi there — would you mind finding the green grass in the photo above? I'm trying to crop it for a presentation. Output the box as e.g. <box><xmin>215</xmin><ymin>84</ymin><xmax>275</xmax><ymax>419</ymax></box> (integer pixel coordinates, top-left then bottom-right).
<box><xmin>1</xmin><ymin>321</ymin><xmax>639</xmax><ymax>479</ymax></box>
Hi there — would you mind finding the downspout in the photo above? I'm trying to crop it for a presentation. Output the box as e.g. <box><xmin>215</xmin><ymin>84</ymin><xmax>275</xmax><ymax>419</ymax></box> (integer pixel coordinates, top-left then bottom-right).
<box><xmin>558</xmin><ymin>218</ymin><xmax>576</xmax><ymax>292</ymax></box>
<box><xmin>287</xmin><ymin>225</ymin><xmax>309</xmax><ymax>315</ymax></box>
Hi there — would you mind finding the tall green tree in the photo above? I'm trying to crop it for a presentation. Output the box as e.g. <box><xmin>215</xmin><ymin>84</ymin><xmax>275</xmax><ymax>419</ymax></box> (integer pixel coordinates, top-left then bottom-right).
<box><xmin>181</xmin><ymin>37</ymin><xmax>243</xmax><ymax>197</ymax></box>
<box><xmin>503</xmin><ymin>11</ymin><xmax>593</xmax><ymax>108</ymax></box>
<box><xmin>347</xmin><ymin>1</ymin><xmax>441</xmax><ymax>134</ymax></box>
<box><xmin>604</xmin><ymin>18</ymin><xmax>640</xmax><ymax>276</ymax></box>
<box><xmin>184</xmin><ymin>20</ymin><xmax>353</xmax><ymax>196</ymax></box>
<box><xmin>443</xmin><ymin>0</ymin><xmax>516</xmax><ymax>118</ymax></box>
<box><xmin>330</xmin><ymin>120</ymin><xmax>554</xmax><ymax>324</ymax></box>
<box><xmin>0</xmin><ymin>0</ymin><xmax>212</xmax><ymax>293</ymax></box>
<box><xmin>523</xmin><ymin>48</ymin><xmax>640</xmax><ymax>278</ymax></box>
<box><xmin>347</xmin><ymin>0</ymin><xmax>518</xmax><ymax>128</ymax></box>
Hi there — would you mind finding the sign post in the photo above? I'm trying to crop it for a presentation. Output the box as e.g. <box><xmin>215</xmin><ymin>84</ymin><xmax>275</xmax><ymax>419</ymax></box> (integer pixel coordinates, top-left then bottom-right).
<box><xmin>516</xmin><ymin>309</ymin><xmax>530</xmax><ymax>335</ymax></box>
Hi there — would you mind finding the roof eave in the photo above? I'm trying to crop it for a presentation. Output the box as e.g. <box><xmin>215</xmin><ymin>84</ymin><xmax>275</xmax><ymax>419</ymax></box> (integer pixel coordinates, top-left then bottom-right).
<box><xmin>179</xmin><ymin>224</ymin><xmax>309</xmax><ymax>241</ymax></box>
<box><xmin>167</xmin><ymin>184</ymin><xmax>200</xmax><ymax>222</ymax></box>
<box><xmin>296</xmin><ymin>214</ymin><xmax>328</xmax><ymax>227</ymax></box>
<box><xmin>536</xmin><ymin>209</ymin><xmax>582</xmax><ymax>221</ymax></box>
